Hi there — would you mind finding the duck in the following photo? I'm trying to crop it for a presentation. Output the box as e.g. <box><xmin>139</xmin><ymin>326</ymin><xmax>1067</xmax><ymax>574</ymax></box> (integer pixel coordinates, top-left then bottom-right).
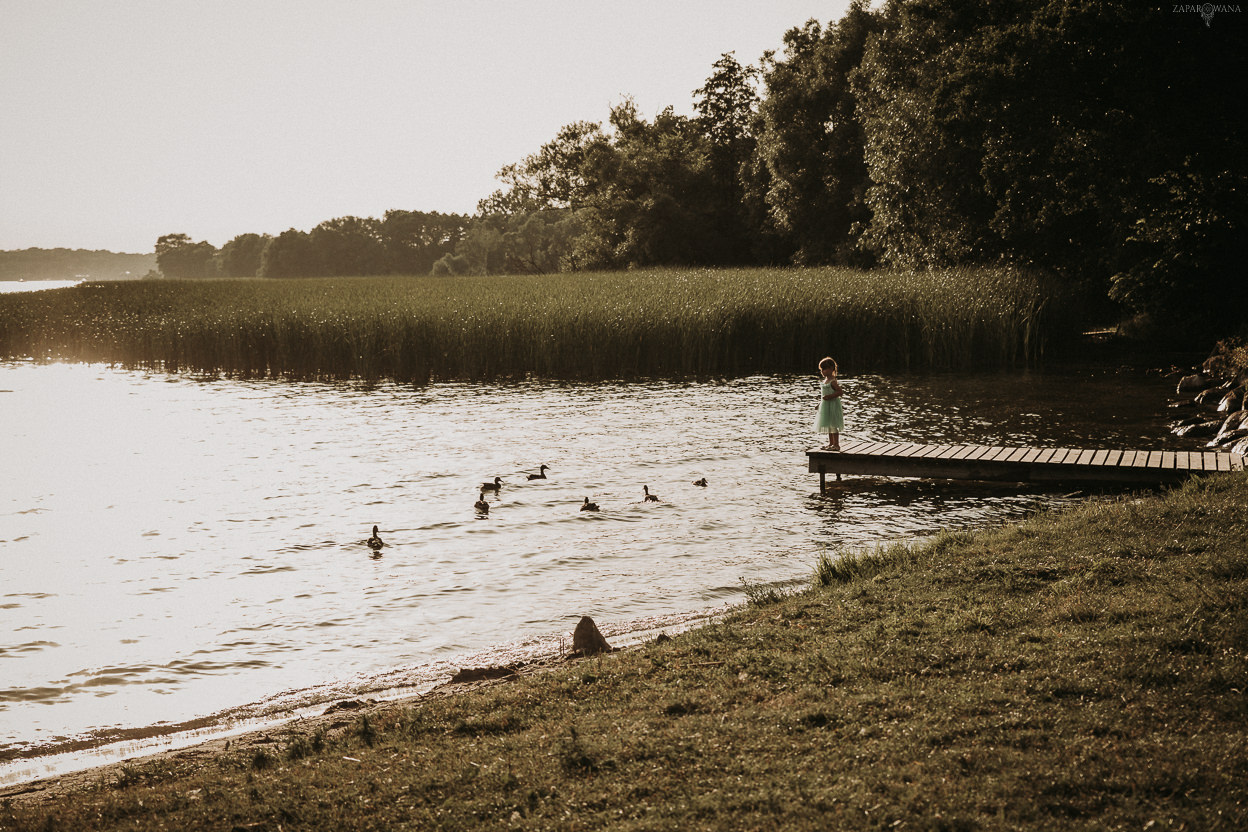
<box><xmin>643</xmin><ymin>485</ymin><xmax>659</xmax><ymax>502</ymax></box>
<box><xmin>366</xmin><ymin>525</ymin><xmax>384</xmax><ymax>551</ymax></box>
<box><xmin>474</xmin><ymin>491</ymin><xmax>490</xmax><ymax>513</ymax></box>
<box><xmin>527</xmin><ymin>464</ymin><xmax>549</xmax><ymax>480</ymax></box>
<box><xmin>692</xmin><ymin>477</ymin><xmax>708</xmax><ymax>487</ymax></box>
<box><xmin>480</xmin><ymin>476</ymin><xmax>503</xmax><ymax>492</ymax></box>
<box><xmin>581</xmin><ymin>497</ymin><xmax>599</xmax><ymax>512</ymax></box>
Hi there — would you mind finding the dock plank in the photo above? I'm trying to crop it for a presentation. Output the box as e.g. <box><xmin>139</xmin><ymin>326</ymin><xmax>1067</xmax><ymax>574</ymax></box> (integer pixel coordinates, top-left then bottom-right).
<box><xmin>868</xmin><ymin>442</ymin><xmax>907</xmax><ymax>455</ymax></box>
<box><xmin>1016</xmin><ymin>448</ymin><xmax>1042</xmax><ymax>464</ymax></box>
<box><xmin>807</xmin><ymin>442</ymin><xmax>1244</xmax><ymax>487</ymax></box>
<box><xmin>849</xmin><ymin>441</ymin><xmax>886</xmax><ymax>455</ymax></box>
<box><xmin>865</xmin><ymin>441</ymin><xmax>899</xmax><ymax>454</ymax></box>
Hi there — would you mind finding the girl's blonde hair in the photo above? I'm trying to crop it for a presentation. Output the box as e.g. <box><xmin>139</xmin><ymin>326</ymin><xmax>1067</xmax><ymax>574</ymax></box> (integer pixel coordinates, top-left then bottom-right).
<box><xmin>818</xmin><ymin>356</ymin><xmax>838</xmax><ymax>374</ymax></box>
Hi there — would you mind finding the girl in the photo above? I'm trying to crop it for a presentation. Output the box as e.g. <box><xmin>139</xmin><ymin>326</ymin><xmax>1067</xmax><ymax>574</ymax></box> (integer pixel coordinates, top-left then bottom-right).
<box><xmin>815</xmin><ymin>357</ymin><xmax>844</xmax><ymax>451</ymax></box>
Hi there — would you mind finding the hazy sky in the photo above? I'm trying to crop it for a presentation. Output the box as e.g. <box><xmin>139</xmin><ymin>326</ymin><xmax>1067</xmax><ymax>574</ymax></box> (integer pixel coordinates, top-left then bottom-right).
<box><xmin>1</xmin><ymin>1</ymin><xmax>853</xmax><ymax>254</ymax></box>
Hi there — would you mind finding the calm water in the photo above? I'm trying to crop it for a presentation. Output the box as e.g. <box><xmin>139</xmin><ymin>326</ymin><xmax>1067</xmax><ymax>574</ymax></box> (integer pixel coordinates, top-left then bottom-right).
<box><xmin>0</xmin><ymin>360</ymin><xmax>1186</xmax><ymax>784</ymax></box>
<box><xmin>0</xmin><ymin>280</ymin><xmax>83</xmax><ymax>294</ymax></box>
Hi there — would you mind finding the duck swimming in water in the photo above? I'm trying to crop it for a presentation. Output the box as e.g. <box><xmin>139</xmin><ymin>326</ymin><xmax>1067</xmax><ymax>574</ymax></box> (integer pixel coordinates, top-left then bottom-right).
<box><xmin>693</xmin><ymin>477</ymin><xmax>708</xmax><ymax>487</ymax></box>
<box><xmin>643</xmin><ymin>485</ymin><xmax>659</xmax><ymax>502</ymax></box>
<box><xmin>527</xmin><ymin>465</ymin><xmax>549</xmax><ymax>480</ymax></box>
<box><xmin>581</xmin><ymin>497</ymin><xmax>599</xmax><ymax>512</ymax></box>
<box><xmin>474</xmin><ymin>491</ymin><xmax>490</xmax><ymax>513</ymax></box>
<box><xmin>366</xmin><ymin>525</ymin><xmax>384</xmax><ymax>550</ymax></box>
<box><xmin>481</xmin><ymin>476</ymin><xmax>502</xmax><ymax>492</ymax></box>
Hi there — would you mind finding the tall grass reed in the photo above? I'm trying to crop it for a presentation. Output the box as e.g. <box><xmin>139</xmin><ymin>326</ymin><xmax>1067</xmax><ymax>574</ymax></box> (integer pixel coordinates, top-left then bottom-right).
<box><xmin>0</xmin><ymin>267</ymin><xmax>1079</xmax><ymax>382</ymax></box>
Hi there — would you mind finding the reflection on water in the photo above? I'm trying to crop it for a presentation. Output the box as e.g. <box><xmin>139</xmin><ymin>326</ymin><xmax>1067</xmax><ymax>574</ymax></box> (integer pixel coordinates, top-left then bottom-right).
<box><xmin>0</xmin><ymin>360</ymin><xmax>1185</xmax><ymax>782</ymax></box>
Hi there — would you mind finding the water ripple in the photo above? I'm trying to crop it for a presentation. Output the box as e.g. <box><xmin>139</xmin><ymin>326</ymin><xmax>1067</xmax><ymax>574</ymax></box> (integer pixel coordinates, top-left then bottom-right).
<box><xmin>0</xmin><ymin>361</ymin><xmax>1183</xmax><ymax>776</ymax></box>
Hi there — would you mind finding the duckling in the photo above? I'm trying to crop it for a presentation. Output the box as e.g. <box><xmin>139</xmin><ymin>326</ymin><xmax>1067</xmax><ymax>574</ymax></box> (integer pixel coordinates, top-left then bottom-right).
<box><xmin>366</xmin><ymin>525</ymin><xmax>384</xmax><ymax>551</ymax></box>
<box><xmin>581</xmin><ymin>497</ymin><xmax>599</xmax><ymax>512</ymax></box>
<box><xmin>480</xmin><ymin>476</ymin><xmax>502</xmax><ymax>492</ymax></box>
<box><xmin>527</xmin><ymin>464</ymin><xmax>549</xmax><ymax>480</ymax></box>
<box><xmin>692</xmin><ymin>477</ymin><xmax>708</xmax><ymax>487</ymax></box>
<box><xmin>643</xmin><ymin>485</ymin><xmax>659</xmax><ymax>502</ymax></box>
<box><xmin>474</xmin><ymin>491</ymin><xmax>490</xmax><ymax>513</ymax></box>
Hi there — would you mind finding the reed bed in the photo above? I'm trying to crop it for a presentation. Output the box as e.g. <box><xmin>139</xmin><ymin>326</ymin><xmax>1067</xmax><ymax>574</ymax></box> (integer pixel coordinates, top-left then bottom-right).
<box><xmin>0</xmin><ymin>267</ymin><xmax>1077</xmax><ymax>382</ymax></box>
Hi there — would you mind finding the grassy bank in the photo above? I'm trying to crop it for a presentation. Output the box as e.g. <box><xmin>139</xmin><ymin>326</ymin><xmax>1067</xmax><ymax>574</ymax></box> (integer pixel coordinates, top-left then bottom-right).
<box><xmin>5</xmin><ymin>474</ymin><xmax>1245</xmax><ymax>831</ymax></box>
<box><xmin>0</xmin><ymin>267</ymin><xmax>1073</xmax><ymax>382</ymax></box>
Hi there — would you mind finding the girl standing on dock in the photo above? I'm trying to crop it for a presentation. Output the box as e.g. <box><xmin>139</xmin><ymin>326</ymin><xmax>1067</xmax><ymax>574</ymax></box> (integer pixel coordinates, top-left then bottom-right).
<box><xmin>815</xmin><ymin>357</ymin><xmax>844</xmax><ymax>451</ymax></box>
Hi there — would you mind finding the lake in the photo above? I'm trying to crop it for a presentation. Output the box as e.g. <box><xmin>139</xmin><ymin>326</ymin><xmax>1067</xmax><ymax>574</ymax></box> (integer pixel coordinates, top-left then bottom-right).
<box><xmin>0</xmin><ymin>280</ymin><xmax>84</xmax><ymax>294</ymax></box>
<box><xmin>0</xmin><ymin>359</ymin><xmax>1189</xmax><ymax>784</ymax></box>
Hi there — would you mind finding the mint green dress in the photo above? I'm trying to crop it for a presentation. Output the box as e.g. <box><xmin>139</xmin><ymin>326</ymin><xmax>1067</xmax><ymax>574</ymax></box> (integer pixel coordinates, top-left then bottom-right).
<box><xmin>815</xmin><ymin>381</ymin><xmax>844</xmax><ymax>434</ymax></box>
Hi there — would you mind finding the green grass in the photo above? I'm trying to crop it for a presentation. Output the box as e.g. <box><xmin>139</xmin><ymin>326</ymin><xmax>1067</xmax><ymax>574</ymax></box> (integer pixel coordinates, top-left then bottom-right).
<box><xmin>5</xmin><ymin>473</ymin><xmax>1246</xmax><ymax>831</ymax></box>
<box><xmin>0</xmin><ymin>267</ymin><xmax>1075</xmax><ymax>382</ymax></box>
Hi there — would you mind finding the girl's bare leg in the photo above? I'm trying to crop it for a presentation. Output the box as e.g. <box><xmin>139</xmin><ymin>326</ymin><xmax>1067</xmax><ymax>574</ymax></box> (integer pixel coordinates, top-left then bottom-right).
<box><xmin>830</xmin><ymin>432</ymin><xmax>840</xmax><ymax>451</ymax></box>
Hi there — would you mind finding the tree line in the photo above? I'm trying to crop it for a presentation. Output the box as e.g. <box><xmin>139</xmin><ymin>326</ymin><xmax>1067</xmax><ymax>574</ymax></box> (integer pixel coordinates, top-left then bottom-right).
<box><xmin>0</xmin><ymin>249</ymin><xmax>155</xmax><ymax>281</ymax></box>
<box><xmin>154</xmin><ymin>211</ymin><xmax>468</xmax><ymax>282</ymax></box>
<box><xmin>155</xmin><ymin>0</ymin><xmax>1245</xmax><ymax>336</ymax></box>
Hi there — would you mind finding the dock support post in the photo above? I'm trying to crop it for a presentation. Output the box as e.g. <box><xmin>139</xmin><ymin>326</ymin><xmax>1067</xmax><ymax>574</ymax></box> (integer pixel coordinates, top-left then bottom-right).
<box><xmin>818</xmin><ymin>465</ymin><xmax>826</xmax><ymax>495</ymax></box>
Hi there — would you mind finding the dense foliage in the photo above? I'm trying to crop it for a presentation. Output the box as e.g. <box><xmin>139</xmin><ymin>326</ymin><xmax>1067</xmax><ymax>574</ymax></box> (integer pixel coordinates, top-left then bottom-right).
<box><xmin>143</xmin><ymin>0</ymin><xmax>1244</xmax><ymax>339</ymax></box>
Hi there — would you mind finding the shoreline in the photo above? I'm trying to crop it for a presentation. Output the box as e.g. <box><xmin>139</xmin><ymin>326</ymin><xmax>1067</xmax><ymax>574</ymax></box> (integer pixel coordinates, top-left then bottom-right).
<box><xmin>3</xmin><ymin>472</ymin><xmax>1245</xmax><ymax>829</ymax></box>
<box><xmin>0</xmin><ymin>608</ymin><xmax>721</xmax><ymax>792</ymax></box>
<box><xmin>0</xmin><ymin>649</ymin><xmax>575</xmax><ymax>807</ymax></box>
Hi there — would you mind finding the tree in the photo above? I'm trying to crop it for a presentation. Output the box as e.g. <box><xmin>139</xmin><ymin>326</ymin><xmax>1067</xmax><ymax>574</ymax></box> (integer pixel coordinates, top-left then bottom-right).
<box><xmin>432</xmin><ymin>222</ymin><xmax>504</xmax><ymax>276</ymax></box>
<box><xmin>693</xmin><ymin>52</ymin><xmax>769</xmax><ymax>264</ymax></box>
<box><xmin>851</xmin><ymin>0</ymin><xmax>1247</xmax><ymax>333</ymax></box>
<box><xmin>757</xmin><ymin>3</ymin><xmax>881</xmax><ymax>265</ymax></box>
<box><xmin>155</xmin><ymin>233</ymin><xmax>216</xmax><ymax>278</ymax></box>
<box><xmin>215</xmin><ymin>233</ymin><xmax>270</xmax><ymax>278</ymax></box>
<box><xmin>694</xmin><ymin>52</ymin><xmax>759</xmax><ymax>150</ymax></box>
<box><xmin>477</xmin><ymin>121</ymin><xmax>605</xmax><ymax>215</ymax></box>
<box><xmin>259</xmin><ymin>229</ymin><xmax>316</xmax><ymax>278</ymax></box>
<box><xmin>381</xmin><ymin>210</ymin><xmax>469</xmax><ymax>274</ymax></box>
<box><xmin>1110</xmin><ymin>166</ymin><xmax>1248</xmax><ymax>336</ymax></box>
<box><xmin>573</xmin><ymin>100</ymin><xmax>722</xmax><ymax>268</ymax></box>
<box><xmin>501</xmin><ymin>210</ymin><xmax>585</xmax><ymax>274</ymax></box>
<box><xmin>477</xmin><ymin>101</ymin><xmax>724</xmax><ymax>270</ymax></box>
<box><xmin>309</xmin><ymin>216</ymin><xmax>388</xmax><ymax>276</ymax></box>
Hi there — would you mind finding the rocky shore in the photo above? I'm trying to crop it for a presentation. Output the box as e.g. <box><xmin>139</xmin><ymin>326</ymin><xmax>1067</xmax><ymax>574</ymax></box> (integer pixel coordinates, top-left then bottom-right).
<box><xmin>1170</xmin><ymin>341</ymin><xmax>1248</xmax><ymax>456</ymax></box>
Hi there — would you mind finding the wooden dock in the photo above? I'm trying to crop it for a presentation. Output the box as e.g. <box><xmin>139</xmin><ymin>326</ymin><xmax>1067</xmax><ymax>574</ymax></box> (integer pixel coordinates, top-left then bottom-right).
<box><xmin>808</xmin><ymin>438</ymin><xmax>1245</xmax><ymax>491</ymax></box>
